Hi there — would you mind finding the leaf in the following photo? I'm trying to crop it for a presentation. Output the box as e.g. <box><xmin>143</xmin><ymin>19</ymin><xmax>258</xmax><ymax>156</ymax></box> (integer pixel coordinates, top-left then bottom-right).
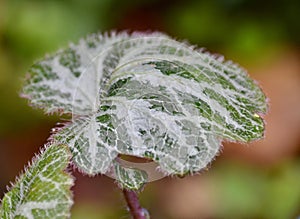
<box><xmin>22</xmin><ymin>32</ymin><xmax>170</xmax><ymax>115</ymax></box>
<box><xmin>0</xmin><ymin>144</ymin><xmax>74</xmax><ymax>219</ymax></box>
<box><xmin>22</xmin><ymin>31</ymin><xmax>267</xmax><ymax>189</ymax></box>
<box><xmin>113</xmin><ymin>160</ymin><xmax>148</xmax><ymax>190</ymax></box>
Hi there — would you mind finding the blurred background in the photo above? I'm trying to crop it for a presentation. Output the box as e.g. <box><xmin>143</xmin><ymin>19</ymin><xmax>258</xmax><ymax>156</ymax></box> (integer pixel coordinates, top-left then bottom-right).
<box><xmin>0</xmin><ymin>0</ymin><xmax>300</xmax><ymax>218</ymax></box>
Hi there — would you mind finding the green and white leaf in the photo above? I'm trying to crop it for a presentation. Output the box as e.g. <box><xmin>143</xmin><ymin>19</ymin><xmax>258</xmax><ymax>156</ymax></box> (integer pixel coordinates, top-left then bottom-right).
<box><xmin>0</xmin><ymin>144</ymin><xmax>73</xmax><ymax>219</ymax></box>
<box><xmin>113</xmin><ymin>160</ymin><xmax>148</xmax><ymax>190</ymax></box>
<box><xmin>22</xmin><ymin>31</ymin><xmax>267</xmax><ymax>189</ymax></box>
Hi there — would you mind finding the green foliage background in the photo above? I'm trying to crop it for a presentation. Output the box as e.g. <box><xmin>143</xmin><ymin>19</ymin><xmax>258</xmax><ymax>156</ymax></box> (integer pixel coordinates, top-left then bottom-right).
<box><xmin>0</xmin><ymin>0</ymin><xmax>299</xmax><ymax>218</ymax></box>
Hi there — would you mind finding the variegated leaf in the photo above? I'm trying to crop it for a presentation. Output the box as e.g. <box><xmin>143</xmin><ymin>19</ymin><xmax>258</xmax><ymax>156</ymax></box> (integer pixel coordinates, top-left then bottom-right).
<box><xmin>113</xmin><ymin>160</ymin><xmax>148</xmax><ymax>190</ymax></box>
<box><xmin>0</xmin><ymin>144</ymin><xmax>73</xmax><ymax>219</ymax></box>
<box><xmin>22</xmin><ymin>32</ymin><xmax>267</xmax><ymax>189</ymax></box>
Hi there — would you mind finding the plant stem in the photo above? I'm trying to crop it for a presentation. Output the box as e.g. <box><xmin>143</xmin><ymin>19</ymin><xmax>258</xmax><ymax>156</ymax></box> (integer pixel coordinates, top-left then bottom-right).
<box><xmin>122</xmin><ymin>189</ymin><xmax>148</xmax><ymax>219</ymax></box>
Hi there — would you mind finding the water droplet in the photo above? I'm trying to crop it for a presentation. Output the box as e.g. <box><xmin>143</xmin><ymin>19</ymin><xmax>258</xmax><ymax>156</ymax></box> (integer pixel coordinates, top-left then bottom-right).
<box><xmin>253</xmin><ymin>113</ymin><xmax>260</xmax><ymax>118</ymax></box>
<box><xmin>51</xmin><ymin>128</ymin><xmax>57</xmax><ymax>132</ymax></box>
<box><xmin>141</xmin><ymin>208</ymin><xmax>150</xmax><ymax>219</ymax></box>
<box><xmin>56</xmin><ymin>122</ymin><xmax>63</xmax><ymax>126</ymax></box>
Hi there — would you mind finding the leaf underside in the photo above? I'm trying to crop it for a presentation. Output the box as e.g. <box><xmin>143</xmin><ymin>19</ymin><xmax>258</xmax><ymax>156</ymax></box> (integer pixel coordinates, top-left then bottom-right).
<box><xmin>0</xmin><ymin>144</ymin><xmax>73</xmax><ymax>219</ymax></box>
<box><xmin>22</xmin><ymin>31</ymin><xmax>267</xmax><ymax>189</ymax></box>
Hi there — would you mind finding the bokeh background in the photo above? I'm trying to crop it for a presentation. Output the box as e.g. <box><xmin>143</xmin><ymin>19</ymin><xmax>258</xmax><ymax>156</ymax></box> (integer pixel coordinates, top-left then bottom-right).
<box><xmin>1</xmin><ymin>0</ymin><xmax>300</xmax><ymax>218</ymax></box>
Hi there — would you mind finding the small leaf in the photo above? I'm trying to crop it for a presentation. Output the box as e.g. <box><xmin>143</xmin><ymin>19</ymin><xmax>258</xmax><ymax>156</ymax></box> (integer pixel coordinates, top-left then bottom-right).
<box><xmin>0</xmin><ymin>144</ymin><xmax>74</xmax><ymax>219</ymax></box>
<box><xmin>22</xmin><ymin>31</ymin><xmax>267</xmax><ymax>188</ymax></box>
<box><xmin>113</xmin><ymin>160</ymin><xmax>148</xmax><ymax>190</ymax></box>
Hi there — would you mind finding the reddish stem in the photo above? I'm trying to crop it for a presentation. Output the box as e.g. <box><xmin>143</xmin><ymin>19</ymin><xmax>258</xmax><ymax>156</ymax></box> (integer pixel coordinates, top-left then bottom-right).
<box><xmin>122</xmin><ymin>189</ymin><xmax>148</xmax><ymax>219</ymax></box>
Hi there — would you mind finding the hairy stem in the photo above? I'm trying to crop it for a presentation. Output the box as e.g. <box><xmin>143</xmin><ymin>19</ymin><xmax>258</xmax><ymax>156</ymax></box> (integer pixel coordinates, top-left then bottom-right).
<box><xmin>122</xmin><ymin>189</ymin><xmax>148</xmax><ymax>219</ymax></box>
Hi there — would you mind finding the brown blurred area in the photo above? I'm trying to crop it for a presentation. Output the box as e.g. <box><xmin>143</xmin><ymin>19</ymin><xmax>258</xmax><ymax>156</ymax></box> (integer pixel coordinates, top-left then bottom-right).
<box><xmin>0</xmin><ymin>0</ymin><xmax>300</xmax><ymax>218</ymax></box>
